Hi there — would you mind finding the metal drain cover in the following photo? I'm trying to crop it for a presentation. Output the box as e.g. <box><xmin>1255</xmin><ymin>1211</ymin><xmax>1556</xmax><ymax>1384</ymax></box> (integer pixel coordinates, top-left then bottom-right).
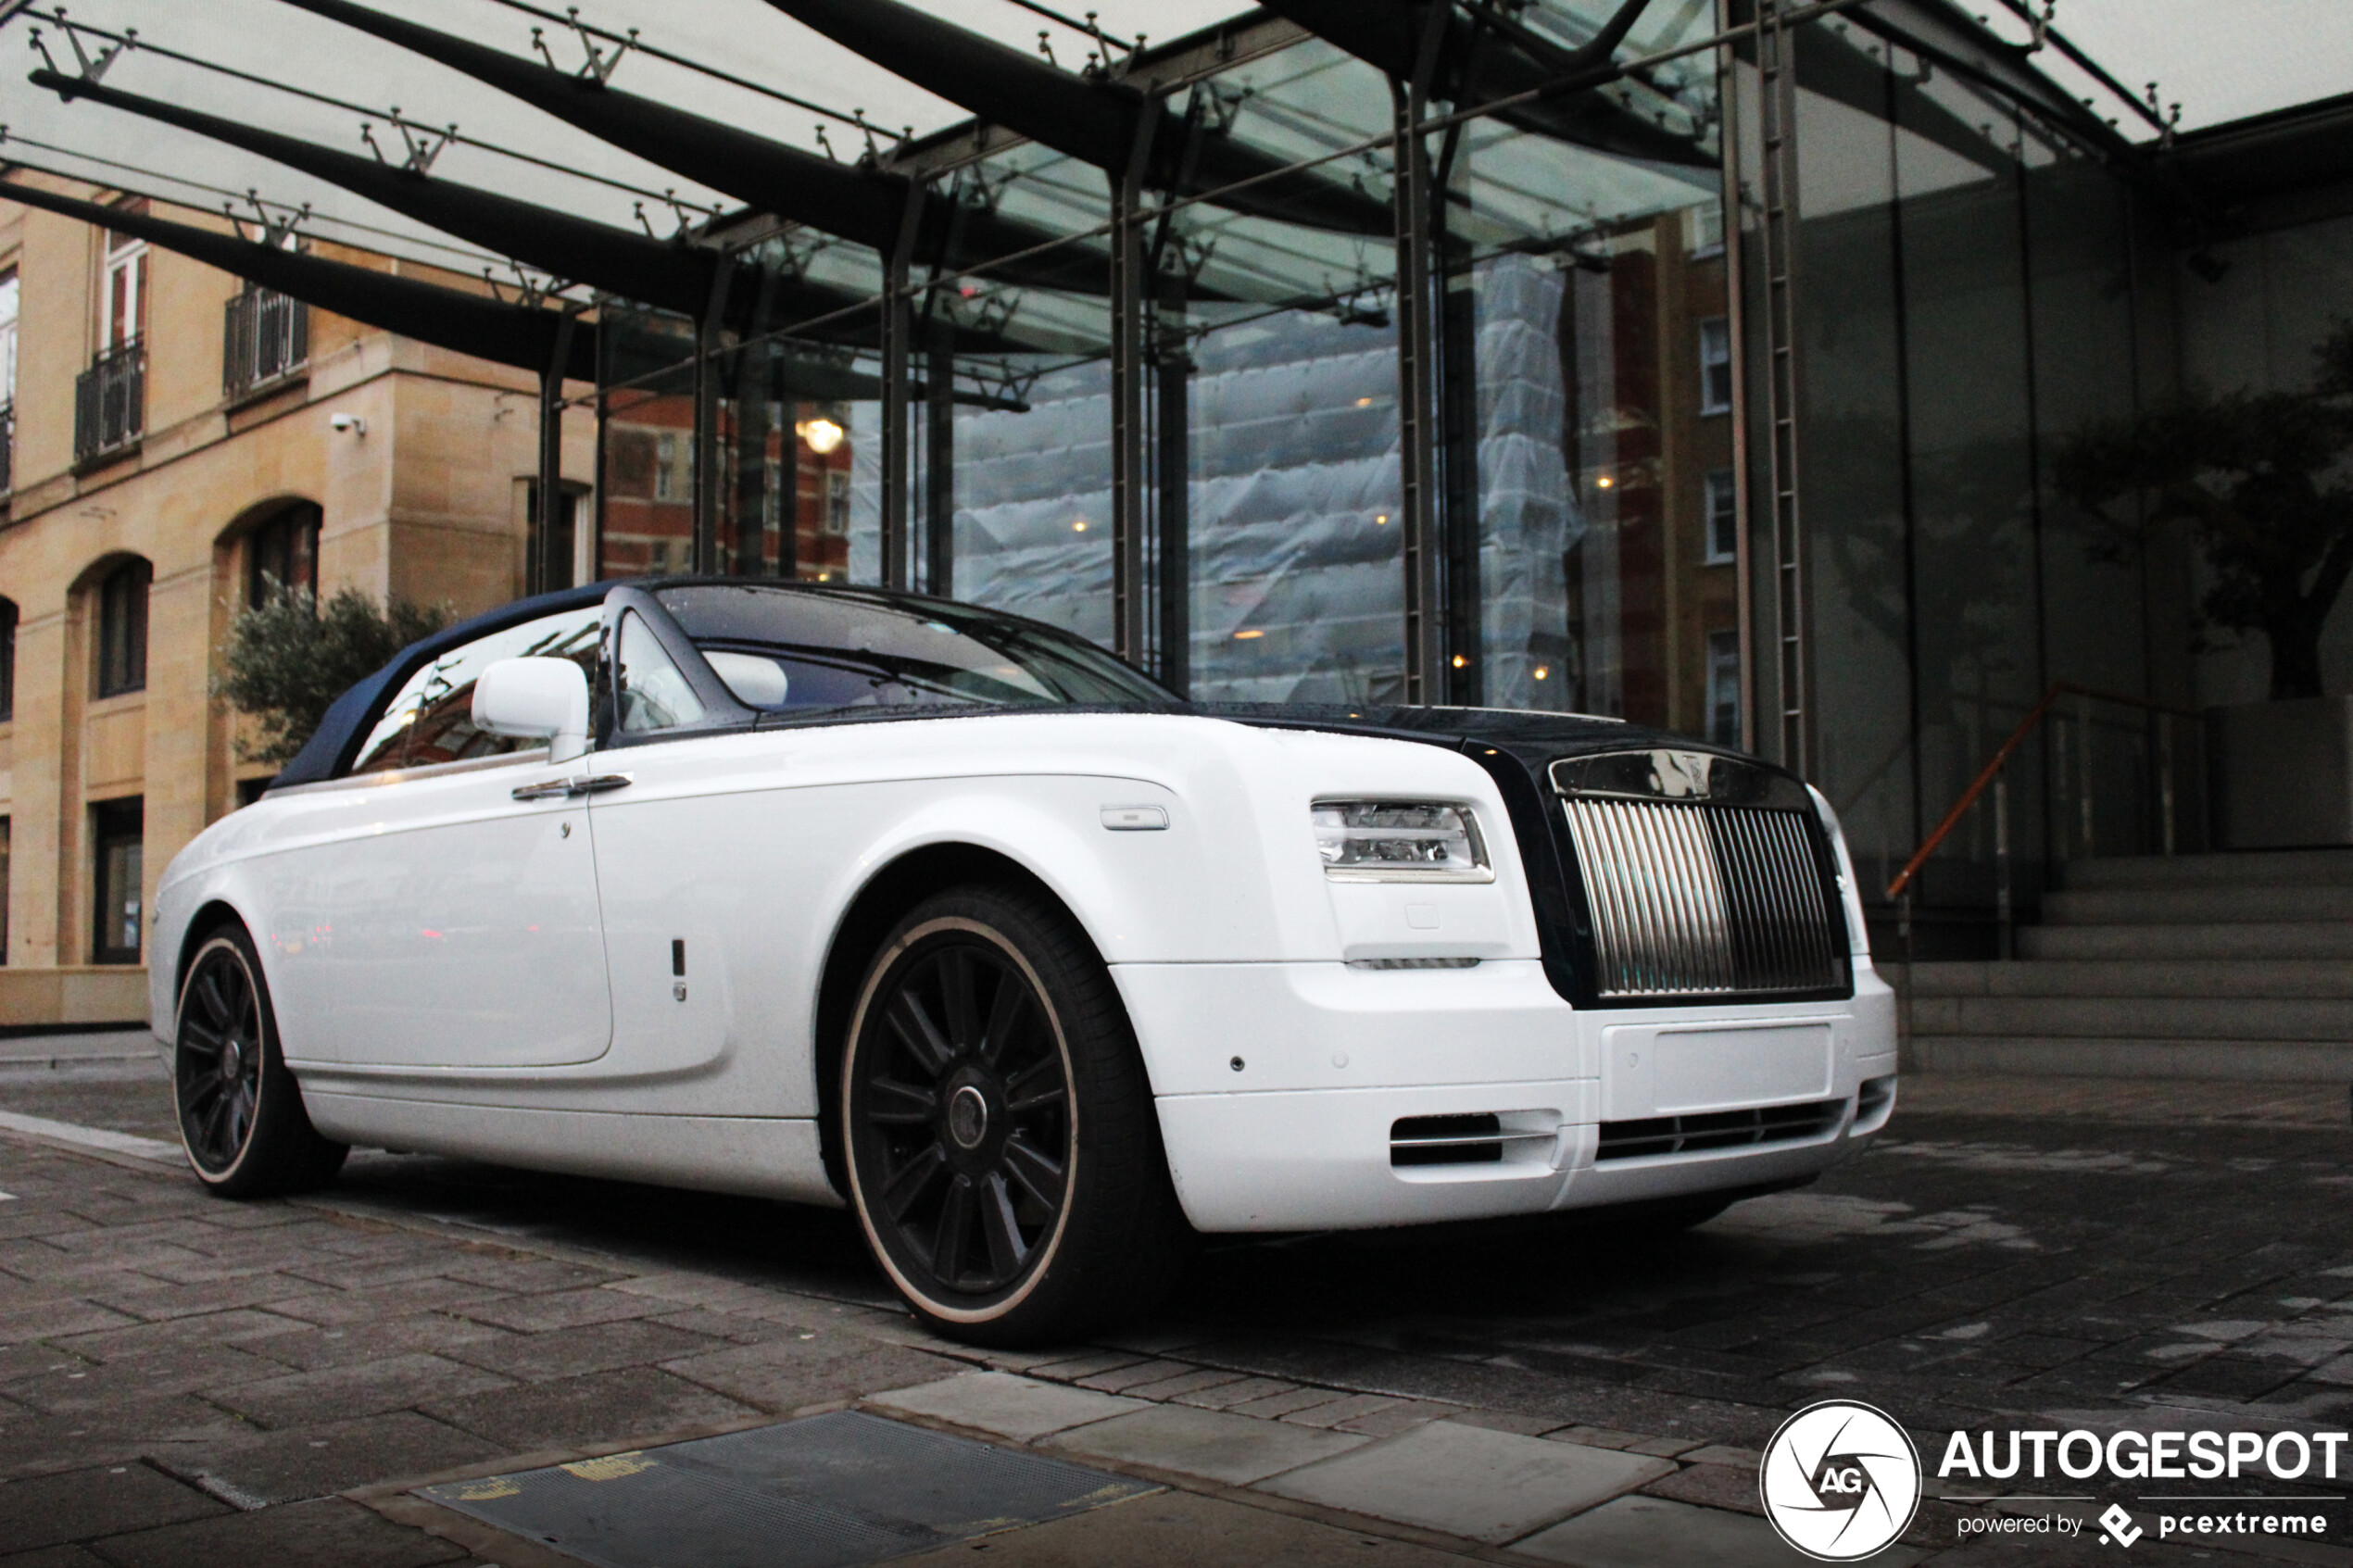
<box><xmin>418</xmin><ymin>1411</ymin><xmax>1156</xmax><ymax>1568</ymax></box>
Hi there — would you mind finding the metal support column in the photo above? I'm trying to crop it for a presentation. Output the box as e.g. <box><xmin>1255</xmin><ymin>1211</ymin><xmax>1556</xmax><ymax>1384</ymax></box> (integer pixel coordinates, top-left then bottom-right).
<box><xmin>532</xmin><ymin>308</ymin><xmax>577</xmax><ymax>595</ymax></box>
<box><xmin>1392</xmin><ymin>8</ymin><xmax>1449</xmax><ymax>706</ymax></box>
<box><xmin>690</xmin><ymin>262</ymin><xmax>736</xmax><ymax>577</ymax></box>
<box><xmin>1109</xmin><ymin>100</ymin><xmax>1162</xmax><ymax>665</ymax></box>
<box><xmin>879</xmin><ymin>184</ymin><xmax>925</xmax><ymax>591</ymax></box>
<box><xmin>1756</xmin><ymin>0</ymin><xmax>1809</xmax><ymax>773</ymax></box>
<box><xmin>1153</xmin><ymin>280</ymin><xmax>1191</xmax><ymax>696</ymax></box>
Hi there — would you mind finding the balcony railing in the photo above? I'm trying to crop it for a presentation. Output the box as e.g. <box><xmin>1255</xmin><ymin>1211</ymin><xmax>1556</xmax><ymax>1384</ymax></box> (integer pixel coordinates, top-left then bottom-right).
<box><xmin>74</xmin><ymin>339</ymin><xmax>144</xmax><ymax>467</ymax></box>
<box><xmin>223</xmin><ymin>289</ymin><xmax>308</xmax><ymax>400</ymax></box>
<box><xmin>0</xmin><ymin>402</ymin><xmax>13</xmax><ymax>496</ymax></box>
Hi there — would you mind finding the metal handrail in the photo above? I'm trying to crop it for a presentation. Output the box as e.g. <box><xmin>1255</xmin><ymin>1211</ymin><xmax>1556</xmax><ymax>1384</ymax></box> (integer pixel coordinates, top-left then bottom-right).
<box><xmin>1886</xmin><ymin>680</ymin><xmax>2202</xmax><ymax>903</ymax></box>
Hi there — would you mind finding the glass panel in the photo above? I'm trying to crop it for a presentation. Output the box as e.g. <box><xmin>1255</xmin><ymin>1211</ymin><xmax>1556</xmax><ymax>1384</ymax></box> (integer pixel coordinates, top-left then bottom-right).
<box><xmin>1154</xmin><ymin>37</ymin><xmax>1405</xmax><ymax>702</ymax></box>
<box><xmin>615</xmin><ymin>611</ymin><xmax>708</xmax><ymax>733</ymax></box>
<box><xmin>349</xmin><ymin>606</ymin><xmax>603</xmax><ymax>773</ymax></box>
<box><xmin>598</xmin><ymin>303</ymin><xmax>699</xmax><ymax>580</ymax></box>
<box><xmin>1447</xmin><ymin>0</ymin><xmax>1730</xmax><ymax>726</ymax></box>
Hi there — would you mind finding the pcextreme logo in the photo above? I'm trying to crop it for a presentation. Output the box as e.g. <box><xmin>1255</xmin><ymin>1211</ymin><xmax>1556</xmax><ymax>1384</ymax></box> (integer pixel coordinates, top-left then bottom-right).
<box><xmin>1760</xmin><ymin>1400</ymin><xmax>1924</xmax><ymax>1562</ymax></box>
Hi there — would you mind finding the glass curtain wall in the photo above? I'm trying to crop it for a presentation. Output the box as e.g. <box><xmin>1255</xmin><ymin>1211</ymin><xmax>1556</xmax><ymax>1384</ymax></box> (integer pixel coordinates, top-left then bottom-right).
<box><xmin>590</xmin><ymin>1</ymin><xmax>1751</xmax><ymax>731</ymax></box>
<box><xmin>1749</xmin><ymin>11</ymin><xmax>2166</xmax><ymax>952</ymax></box>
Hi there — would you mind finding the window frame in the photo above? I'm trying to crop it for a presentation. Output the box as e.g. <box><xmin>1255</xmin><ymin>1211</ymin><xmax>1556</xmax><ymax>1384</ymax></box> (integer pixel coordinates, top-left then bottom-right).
<box><xmin>246</xmin><ymin>503</ymin><xmax>321</xmax><ymax>609</ymax></box>
<box><xmin>89</xmin><ymin>796</ymin><xmax>143</xmax><ymax>965</ymax></box>
<box><xmin>1697</xmin><ymin>316</ymin><xmax>1732</xmax><ymax>418</ymax></box>
<box><xmin>0</xmin><ymin>596</ymin><xmax>16</xmax><ymax>723</ymax></box>
<box><xmin>93</xmin><ymin>558</ymin><xmax>150</xmax><ymax>699</ymax></box>
<box><xmin>1704</xmin><ymin>468</ymin><xmax>1738</xmax><ymax>566</ymax></box>
<box><xmin>101</xmin><ymin>227</ymin><xmax>147</xmax><ymax>355</ymax></box>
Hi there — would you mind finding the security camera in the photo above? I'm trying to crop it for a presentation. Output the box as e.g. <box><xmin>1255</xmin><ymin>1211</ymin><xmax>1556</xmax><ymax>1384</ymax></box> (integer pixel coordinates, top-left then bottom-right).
<box><xmin>329</xmin><ymin>412</ymin><xmax>367</xmax><ymax>435</ymax></box>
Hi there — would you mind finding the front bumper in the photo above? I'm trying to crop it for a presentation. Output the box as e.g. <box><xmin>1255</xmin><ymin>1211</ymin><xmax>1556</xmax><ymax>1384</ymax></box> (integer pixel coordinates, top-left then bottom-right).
<box><xmin>1117</xmin><ymin>960</ymin><xmax>1898</xmax><ymax>1232</ymax></box>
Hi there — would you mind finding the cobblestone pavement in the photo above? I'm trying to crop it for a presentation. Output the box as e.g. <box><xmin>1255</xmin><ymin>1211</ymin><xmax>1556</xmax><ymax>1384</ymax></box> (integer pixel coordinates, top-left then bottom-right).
<box><xmin>0</xmin><ymin>1052</ymin><xmax>2347</xmax><ymax>1566</ymax></box>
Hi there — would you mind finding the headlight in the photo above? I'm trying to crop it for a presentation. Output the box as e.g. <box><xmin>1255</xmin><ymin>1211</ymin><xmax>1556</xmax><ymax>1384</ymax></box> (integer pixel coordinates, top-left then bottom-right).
<box><xmin>1312</xmin><ymin>800</ymin><xmax>1492</xmax><ymax>883</ymax></box>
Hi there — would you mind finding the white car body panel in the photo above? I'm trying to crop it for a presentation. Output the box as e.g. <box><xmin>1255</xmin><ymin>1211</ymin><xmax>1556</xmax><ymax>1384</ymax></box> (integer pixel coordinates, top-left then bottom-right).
<box><xmin>152</xmin><ymin>696</ymin><xmax>1896</xmax><ymax>1234</ymax></box>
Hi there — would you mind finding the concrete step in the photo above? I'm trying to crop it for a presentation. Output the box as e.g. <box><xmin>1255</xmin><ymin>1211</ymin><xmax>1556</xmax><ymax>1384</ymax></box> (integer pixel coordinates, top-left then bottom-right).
<box><xmin>2042</xmin><ymin>885</ymin><xmax>2353</xmax><ymax>925</ymax></box>
<box><xmin>1907</xmin><ymin>993</ymin><xmax>2353</xmax><ymax>1041</ymax></box>
<box><xmin>2018</xmin><ymin>922</ymin><xmax>2353</xmax><ymax>960</ymax></box>
<box><xmin>2062</xmin><ymin>849</ymin><xmax>2353</xmax><ymax>891</ymax></box>
<box><xmin>1906</xmin><ymin>1035</ymin><xmax>2353</xmax><ymax>1082</ymax></box>
<box><xmin>1906</xmin><ymin>959</ymin><xmax>2353</xmax><ymax>999</ymax></box>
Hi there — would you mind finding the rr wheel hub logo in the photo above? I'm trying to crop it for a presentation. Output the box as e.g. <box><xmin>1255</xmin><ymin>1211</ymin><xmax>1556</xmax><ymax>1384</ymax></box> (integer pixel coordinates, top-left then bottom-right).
<box><xmin>1761</xmin><ymin>1400</ymin><xmax>1923</xmax><ymax>1561</ymax></box>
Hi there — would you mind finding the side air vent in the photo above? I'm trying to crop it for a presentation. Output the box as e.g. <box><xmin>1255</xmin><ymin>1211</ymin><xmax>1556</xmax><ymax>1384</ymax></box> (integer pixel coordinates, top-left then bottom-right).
<box><xmin>1390</xmin><ymin>1113</ymin><xmax>1555</xmax><ymax>1168</ymax></box>
<box><xmin>1594</xmin><ymin>1099</ymin><xmax>1844</xmax><ymax>1162</ymax></box>
<box><xmin>1855</xmin><ymin>1074</ymin><xmax>1897</xmax><ymax>1133</ymax></box>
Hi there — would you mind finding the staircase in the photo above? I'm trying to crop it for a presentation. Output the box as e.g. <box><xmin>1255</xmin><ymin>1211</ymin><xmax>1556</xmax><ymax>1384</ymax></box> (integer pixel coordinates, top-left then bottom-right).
<box><xmin>1903</xmin><ymin>849</ymin><xmax>2353</xmax><ymax>1081</ymax></box>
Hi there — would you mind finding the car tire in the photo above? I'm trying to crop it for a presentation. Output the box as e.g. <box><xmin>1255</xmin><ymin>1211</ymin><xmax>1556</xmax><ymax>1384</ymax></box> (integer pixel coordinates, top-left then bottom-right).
<box><xmin>840</xmin><ymin>884</ymin><xmax>1189</xmax><ymax>1346</ymax></box>
<box><xmin>173</xmin><ymin>923</ymin><xmax>348</xmax><ymax>1198</ymax></box>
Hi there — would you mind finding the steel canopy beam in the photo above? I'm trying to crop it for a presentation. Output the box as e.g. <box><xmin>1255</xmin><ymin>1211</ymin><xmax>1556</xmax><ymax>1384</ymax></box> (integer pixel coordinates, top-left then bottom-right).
<box><xmin>758</xmin><ymin>0</ymin><xmax>1395</xmax><ymax>236</ymax></box>
<box><xmin>0</xmin><ymin>177</ymin><xmax>598</xmax><ymax>380</ymax></box>
<box><xmin>31</xmin><ymin>69</ymin><xmax>723</xmax><ymax>320</ymax></box>
<box><xmin>264</xmin><ymin>0</ymin><xmax>1114</xmax><ymax>297</ymax></box>
<box><xmin>1259</xmin><ymin>0</ymin><xmax>1715</xmax><ymax>170</ymax></box>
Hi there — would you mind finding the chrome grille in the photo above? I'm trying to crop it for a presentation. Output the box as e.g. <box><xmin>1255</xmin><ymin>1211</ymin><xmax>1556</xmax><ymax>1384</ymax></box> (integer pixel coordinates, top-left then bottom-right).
<box><xmin>1560</xmin><ymin>798</ymin><xmax>1843</xmax><ymax>998</ymax></box>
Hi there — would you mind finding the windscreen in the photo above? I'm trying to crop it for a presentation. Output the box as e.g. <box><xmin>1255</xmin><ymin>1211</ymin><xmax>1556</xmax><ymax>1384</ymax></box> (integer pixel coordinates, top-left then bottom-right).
<box><xmin>654</xmin><ymin>584</ymin><xmax>1174</xmax><ymax>715</ymax></box>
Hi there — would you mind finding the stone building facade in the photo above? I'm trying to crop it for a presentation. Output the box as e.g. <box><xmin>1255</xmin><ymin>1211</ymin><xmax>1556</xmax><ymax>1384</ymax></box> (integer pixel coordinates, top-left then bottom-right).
<box><xmin>0</xmin><ymin>171</ymin><xmax>590</xmax><ymax>1026</ymax></box>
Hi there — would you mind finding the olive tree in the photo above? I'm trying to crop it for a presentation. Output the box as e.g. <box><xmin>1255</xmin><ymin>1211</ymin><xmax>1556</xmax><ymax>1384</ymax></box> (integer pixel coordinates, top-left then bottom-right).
<box><xmin>214</xmin><ymin>583</ymin><xmax>447</xmax><ymax>765</ymax></box>
<box><xmin>2053</xmin><ymin>321</ymin><xmax>2353</xmax><ymax>700</ymax></box>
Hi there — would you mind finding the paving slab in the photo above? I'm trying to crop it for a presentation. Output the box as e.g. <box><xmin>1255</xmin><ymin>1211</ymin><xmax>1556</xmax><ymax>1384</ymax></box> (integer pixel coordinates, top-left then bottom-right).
<box><xmin>888</xmin><ymin>1485</ymin><xmax>1483</xmax><ymax>1567</ymax></box>
<box><xmin>0</xmin><ymin>1462</ymin><xmax>225</xmax><ymax>1552</ymax></box>
<box><xmin>866</xmin><ymin>1371</ymin><xmax>1147</xmax><ymax>1443</ymax></box>
<box><xmin>1044</xmin><ymin>1402</ymin><xmax>1370</xmax><ymax>1486</ymax></box>
<box><xmin>1257</xmin><ymin>1421</ymin><xmax>1676</xmax><ymax>1544</ymax></box>
<box><xmin>79</xmin><ymin>1495</ymin><xmax>470</xmax><ymax>1568</ymax></box>
<box><xmin>1510</xmin><ymin>1494</ymin><xmax>1818</xmax><ymax>1566</ymax></box>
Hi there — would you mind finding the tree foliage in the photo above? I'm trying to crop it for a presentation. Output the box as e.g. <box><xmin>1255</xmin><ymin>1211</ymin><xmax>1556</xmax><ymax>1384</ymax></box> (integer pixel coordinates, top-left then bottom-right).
<box><xmin>2052</xmin><ymin>321</ymin><xmax>2353</xmax><ymax>700</ymax></box>
<box><xmin>214</xmin><ymin>583</ymin><xmax>447</xmax><ymax>765</ymax></box>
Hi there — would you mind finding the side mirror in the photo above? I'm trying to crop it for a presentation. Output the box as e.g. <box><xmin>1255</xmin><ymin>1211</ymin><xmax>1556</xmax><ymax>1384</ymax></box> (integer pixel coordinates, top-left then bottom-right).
<box><xmin>472</xmin><ymin>657</ymin><xmax>591</xmax><ymax>764</ymax></box>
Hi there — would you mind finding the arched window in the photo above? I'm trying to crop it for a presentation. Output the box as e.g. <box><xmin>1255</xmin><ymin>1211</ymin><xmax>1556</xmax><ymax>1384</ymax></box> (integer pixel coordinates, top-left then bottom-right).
<box><xmin>246</xmin><ymin>502</ymin><xmax>321</xmax><ymax>608</ymax></box>
<box><xmin>0</xmin><ymin>596</ymin><xmax>16</xmax><ymax>722</ymax></box>
<box><xmin>94</xmin><ymin>558</ymin><xmax>150</xmax><ymax>698</ymax></box>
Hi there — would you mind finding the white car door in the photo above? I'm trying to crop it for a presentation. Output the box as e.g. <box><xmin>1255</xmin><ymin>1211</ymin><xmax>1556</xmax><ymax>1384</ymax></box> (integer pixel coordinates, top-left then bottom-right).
<box><xmin>258</xmin><ymin>604</ymin><xmax>614</xmax><ymax>1070</ymax></box>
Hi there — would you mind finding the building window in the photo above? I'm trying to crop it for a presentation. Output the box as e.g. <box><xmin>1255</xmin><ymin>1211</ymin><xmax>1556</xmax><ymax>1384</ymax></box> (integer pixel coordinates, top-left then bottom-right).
<box><xmin>0</xmin><ymin>271</ymin><xmax>17</xmax><ymax>496</ymax></box>
<box><xmin>223</xmin><ymin>284</ymin><xmax>308</xmax><ymax>399</ymax></box>
<box><xmin>1705</xmin><ymin>469</ymin><xmax>1738</xmax><ymax>564</ymax></box>
<box><xmin>1706</xmin><ymin>630</ymin><xmax>1742</xmax><ymax>749</ymax></box>
<box><xmin>523</xmin><ymin>482</ymin><xmax>580</xmax><ymax>594</ymax></box>
<box><xmin>247</xmin><ymin>503</ymin><xmax>321</xmax><ymax>608</ymax></box>
<box><xmin>654</xmin><ymin>432</ymin><xmax>692</xmax><ymax>501</ymax></box>
<box><xmin>0</xmin><ymin>597</ymin><xmax>15</xmax><ymax>721</ymax></box>
<box><xmin>94</xmin><ymin>558</ymin><xmax>150</xmax><ymax>698</ymax></box>
<box><xmin>91</xmin><ymin>797</ymin><xmax>142</xmax><ymax>965</ymax></box>
<box><xmin>0</xmin><ymin>815</ymin><xmax>9</xmax><ymax>966</ymax></box>
<box><xmin>102</xmin><ymin>227</ymin><xmax>147</xmax><ymax>352</ymax></box>
<box><xmin>1698</xmin><ymin>317</ymin><xmax>1732</xmax><ymax>416</ymax></box>
<box><xmin>1685</xmin><ymin>201</ymin><xmax>1725</xmax><ymax>259</ymax></box>
<box><xmin>826</xmin><ymin>470</ymin><xmax>851</xmax><ymax>535</ymax></box>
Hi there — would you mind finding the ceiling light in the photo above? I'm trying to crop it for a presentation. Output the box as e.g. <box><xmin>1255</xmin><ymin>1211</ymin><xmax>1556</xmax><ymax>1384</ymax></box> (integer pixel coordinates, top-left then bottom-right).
<box><xmin>1234</xmin><ymin>629</ymin><xmax>1265</xmax><ymax>640</ymax></box>
<box><xmin>797</xmin><ymin>417</ymin><xmax>846</xmax><ymax>455</ymax></box>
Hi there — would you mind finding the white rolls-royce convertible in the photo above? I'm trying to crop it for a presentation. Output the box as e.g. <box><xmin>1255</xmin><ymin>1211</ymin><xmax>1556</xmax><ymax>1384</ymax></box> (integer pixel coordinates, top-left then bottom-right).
<box><xmin>153</xmin><ymin>580</ymin><xmax>1896</xmax><ymax>1343</ymax></box>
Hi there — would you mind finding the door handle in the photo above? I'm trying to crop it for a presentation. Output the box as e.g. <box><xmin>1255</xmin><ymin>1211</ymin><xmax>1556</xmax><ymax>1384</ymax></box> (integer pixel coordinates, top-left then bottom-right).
<box><xmin>570</xmin><ymin>773</ymin><xmax>634</xmax><ymax>797</ymax></box>
<box><xmin>511</xmin><ymin>772</ymin><xmax>634</xmax><ymax>802</ymax></box>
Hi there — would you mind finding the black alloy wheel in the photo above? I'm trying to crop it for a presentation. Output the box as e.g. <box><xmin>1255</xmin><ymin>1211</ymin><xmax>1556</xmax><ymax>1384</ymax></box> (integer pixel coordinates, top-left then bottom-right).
<box><xmin>173</xmin><ymin>924</ymin><xmax>347</xmax><ymax>1198</ymax></box>
<box><xmin>842</xmin><ymin>886</ymin><xmax>1188</xmax><ymax>1345</ymax></box>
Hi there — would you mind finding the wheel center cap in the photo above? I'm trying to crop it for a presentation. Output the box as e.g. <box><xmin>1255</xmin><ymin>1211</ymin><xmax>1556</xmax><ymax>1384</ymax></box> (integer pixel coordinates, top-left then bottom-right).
<box><xmin>946</xmin><ymin>1084</ymin><xmax>990</xmax><ymax>1150</ymax></box>
<box><xmin>220</xmin><ymin>1039</ymin><xmax>244</xmax><ymax>1082</ymax></box>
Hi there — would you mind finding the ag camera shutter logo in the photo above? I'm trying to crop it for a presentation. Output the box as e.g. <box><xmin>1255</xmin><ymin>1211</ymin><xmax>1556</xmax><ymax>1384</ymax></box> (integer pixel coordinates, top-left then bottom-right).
<box><xmin>1760</xmin><ymin>1399</ymin><xmax>1923</xmax><ymax>1561</ymax></box>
